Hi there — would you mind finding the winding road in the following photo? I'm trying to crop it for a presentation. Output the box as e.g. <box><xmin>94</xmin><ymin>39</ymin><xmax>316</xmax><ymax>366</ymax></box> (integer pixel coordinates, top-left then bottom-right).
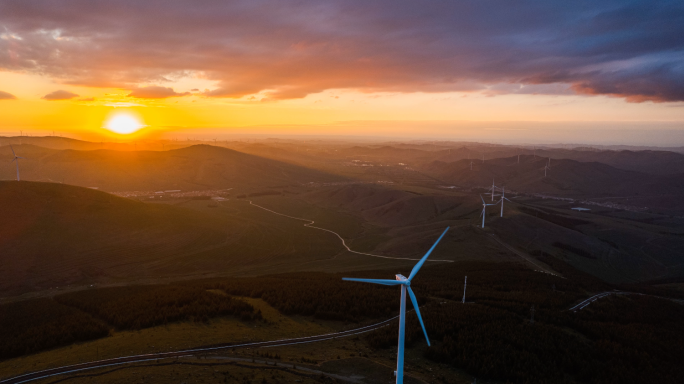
<box><xmin>0</xmin><ymin>315</ymin><xmax>401</xmax><ymax>384</ymax></box>
<box><xmin>569</xmin><ymin>291</ymin><xmax>684</xmax><ymax>312</ymax></box>
<box><xmin>247</xmin><ymin>200</ymin><xmax>454</xmax><ymax>263</ymax></box>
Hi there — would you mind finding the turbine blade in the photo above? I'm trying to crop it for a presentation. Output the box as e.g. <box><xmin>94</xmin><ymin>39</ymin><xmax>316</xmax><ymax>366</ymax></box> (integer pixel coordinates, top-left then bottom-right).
<box><xmin>407</xmin><ymin>287</ymin><xmax>430</xmax><ymax>346</ymax></box>
<box><xmin>10</xmin><ymin>145</ymin><xmax>16</xmax><ymax>156</ymax></box>
<box><xmin>341</xmin><ymin>278</ymin><xmax>403</xmax><ymax>286</ymax></box>
<box><xmin>504</xmin><ymin>197</ymin><xmax>512</xmax><ymax>202</ymax></box>
<box><xmin>480</xmin><ymin>195</ymin><xmax>485</xmax><ymax>204</ymax></box>
<box><xmin>408</xmin><ymin>227</ymin><xmax>449</xmax><ymax>281</ymax></box>
<box><xmin>479</xmin><ymin>208</ymin><xmax>484</xmax><ymax>218</ymax></box>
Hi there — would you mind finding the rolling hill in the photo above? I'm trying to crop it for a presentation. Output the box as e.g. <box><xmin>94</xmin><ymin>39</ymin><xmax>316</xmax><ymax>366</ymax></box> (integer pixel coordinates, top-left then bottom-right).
<box><xmin>421</xmin><ymin>155</ymin><xmax>684</xmax><ymax>197</ymax></box>
<box><xmin>0</xmin><ymin>144</ymin><xmax>344</xmax><ymax>192</ymax></box>
<box><xmin>0</xmin><ymin>181</ymin><xmax>242</xmax><ymax>294</ymax></box>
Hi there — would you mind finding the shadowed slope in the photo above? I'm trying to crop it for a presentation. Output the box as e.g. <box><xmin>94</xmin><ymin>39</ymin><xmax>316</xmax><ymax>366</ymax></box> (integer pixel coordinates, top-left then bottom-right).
<box><xmin>0</xmin><ymin>181</ymin><xmax>237</xmax><ymax>294</ymax></box>
<box><xmin>0</xmin><ymin>144</ymin><xmax>344</xmax><ymax>191</ymax></box>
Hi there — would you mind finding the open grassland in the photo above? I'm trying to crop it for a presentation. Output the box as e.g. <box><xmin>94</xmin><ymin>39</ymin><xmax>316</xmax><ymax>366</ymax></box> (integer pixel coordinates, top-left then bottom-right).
<box><xmin>4</xmin><ymin>179</ymin><xmax>684</xmax><ymax>303</ymax></box>
<box><xmin>488</xmin><ymin>196</ymin><xmax>684</xmax><ymax>284</ymax></box>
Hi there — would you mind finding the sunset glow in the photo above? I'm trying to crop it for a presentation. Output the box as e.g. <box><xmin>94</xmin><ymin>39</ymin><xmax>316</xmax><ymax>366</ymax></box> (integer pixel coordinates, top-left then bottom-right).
<box><xmin>0</xmin><ymin>1</ymin><xmax>681</xmax><ymax>144</ymax></box>
<box><xmin>104</xmin><ymin>113</ymin><xmax>144</xmax><ymax>135</ymax></box>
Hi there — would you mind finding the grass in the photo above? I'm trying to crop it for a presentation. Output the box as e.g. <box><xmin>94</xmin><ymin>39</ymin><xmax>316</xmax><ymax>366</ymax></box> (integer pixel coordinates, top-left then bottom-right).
<box><xmin>0</xmin><ymin>297</ymin><xmax>333</xmax><ymax>380</ymax></box>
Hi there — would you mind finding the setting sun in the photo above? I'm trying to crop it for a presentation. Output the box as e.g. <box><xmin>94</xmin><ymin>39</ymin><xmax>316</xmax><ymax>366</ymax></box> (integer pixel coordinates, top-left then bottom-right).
<box><xmin>104</xmin><ymin>113</ymin><xmax>144</xmax><ymax>134</ymax></box>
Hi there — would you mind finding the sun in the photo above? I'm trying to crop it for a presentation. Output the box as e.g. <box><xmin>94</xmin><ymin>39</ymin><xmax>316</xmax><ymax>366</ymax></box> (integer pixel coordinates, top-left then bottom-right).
<box><xmin>104</xmin><ymin>113</ymin><xmax>145</xmax><ymax>134</ymax></box>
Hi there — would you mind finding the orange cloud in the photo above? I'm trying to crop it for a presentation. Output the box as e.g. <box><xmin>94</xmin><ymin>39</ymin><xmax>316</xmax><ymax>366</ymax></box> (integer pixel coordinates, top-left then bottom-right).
<box><xmin>42</xmin><ymin>90</ymin><xmax>79</xmax><ymax>101</ymax></box>
<box><xmin>0</xmin><ymin>90</ymin><xmax>16</xmax><ymax>100</ymax></box>
<box><xmin>127</xmin><ymin>86</ymin><xmax>191</xmax><ymax>99</ymax></box>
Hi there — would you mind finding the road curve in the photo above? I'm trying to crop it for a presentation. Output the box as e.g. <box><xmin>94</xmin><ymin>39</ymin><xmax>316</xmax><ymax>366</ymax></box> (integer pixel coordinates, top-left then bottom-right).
<box><xmin>0</xmin><ymin>315</ymin><xmax>401</xmax><ymax>384</ymax></box>
<box><xmin>247</xmin><ymin>200</ymin><xmax>453</xmax><ymax>263</ymax></box>
<box><xmin>569</xmin><ymin>291</ymin><xmax>684</xmax><ymax>312</ymax></box>
<box><xmin>568</xmin><ymin>291</ymin><xmax>630</xmax><ymax>312</ymax></box>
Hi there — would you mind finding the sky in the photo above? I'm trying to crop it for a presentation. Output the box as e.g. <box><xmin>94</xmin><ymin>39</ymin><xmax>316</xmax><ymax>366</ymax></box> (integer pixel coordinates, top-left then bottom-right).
<box><xmin>0</xmin><ymin>0</ymin><xmax>683</xmax><ymax>145</ymax></box>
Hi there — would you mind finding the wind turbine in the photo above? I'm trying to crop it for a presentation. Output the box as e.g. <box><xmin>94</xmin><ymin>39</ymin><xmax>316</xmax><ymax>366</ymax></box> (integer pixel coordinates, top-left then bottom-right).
<box><xmin>497</xmin><ymin>186</ymin><xmax>512</xmax><ymax>217</ymax></box>
<box><xmin>543</xmin><ymin>164</ymin><xmax>550</xmax><ymax>177</ymax></box>
<box><xmin>462</xmin><ymin>276</ymin><xmax>467</xmax><ymax>303</ymax></box>
<box><xmin>480</xmin><ymin>195</ymin><xmax>496</xmax><ymax>228</ymax></box>
<box><xmin>343</xmin><ymin>227</ymin><xmax>449</xmax><ymax>384</ymax></box>
<box><xmin>10</xmin><ymin>145</ymin><xmax>24</xmax><ymax>181</ymax></box>
<box><xmin>487</xmin><ymin>179</ymin><xmax>501</xmax><ymax>201</ymax></box>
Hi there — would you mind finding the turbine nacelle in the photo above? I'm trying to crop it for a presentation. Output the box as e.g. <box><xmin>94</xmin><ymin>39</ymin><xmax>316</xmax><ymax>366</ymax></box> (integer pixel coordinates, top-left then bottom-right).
<box><xmin>395</xmin><ymin>274</ymin><xmax>408</xmax><ymax>283</ymax></box>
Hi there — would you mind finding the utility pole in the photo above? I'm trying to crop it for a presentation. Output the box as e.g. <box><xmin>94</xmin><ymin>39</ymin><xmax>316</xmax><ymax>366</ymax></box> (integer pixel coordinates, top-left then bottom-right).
<box><xmin>530</xmin><ymin>305</ymin><xmax>535</xmax><ymax>324</ymax></box>
<box><xmin>462</xmin><ymin>276</ymin><xmax>467</xmax><ymax>303</ymax></box>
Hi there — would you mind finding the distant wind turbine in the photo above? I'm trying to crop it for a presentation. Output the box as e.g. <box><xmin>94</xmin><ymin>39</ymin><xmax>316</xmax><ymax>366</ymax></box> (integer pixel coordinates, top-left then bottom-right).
<box><xmin>496</xmin><ymin>186</ymin><xmax>512</xmax><ymax>217</ymax></box>
<box><xmin>487</xmin><ymin>179</ymin><xmax>501</xmax><ymax>201</ymax></box>
<box><xmin>10</xmin><ymin>145</ymin><xmax>24</xmax><ymax>181</ymax></box>
<box><xmin>543</xmin><ymin>164</ymin><xmax>550</xmax><ymax>177</ymax></box>
<box><xmin>480</xmin><ymin>195</ymin><xmax>496</xmax><ymax>228</ymax></box>
<box><xmin>343</xmin><ymin>227</ymin><xmax>449</xmax><ymax>384</ymax></box>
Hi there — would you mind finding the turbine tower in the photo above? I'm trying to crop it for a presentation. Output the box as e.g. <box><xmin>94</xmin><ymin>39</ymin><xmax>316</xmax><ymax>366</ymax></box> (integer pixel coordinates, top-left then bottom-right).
<box><xmin>497</xmin><ymin>187</ymin><xmax>512</xmax><ymax>217</ymax></box>
<box><xmin>343</xmin><ymin>227</ymin><xmax>449</xmax><ymax>384</ymax></box>
<box><xmin>10</xmin><ymin>145</ymin><xmax>24</xmax><ymax>181</ymax></box>
<box><xmin>462</xmin><ymin>276</ymin><xmax>467</xmax><ymax>303</ymax></box>
<box><xmin>543</xmin><ymin>164</ymin><xmax>550</xmax><ymax>177</ymax></box>
<box><xmin>480</xmin><ymin>195</ymin><xmax>496</xmax><ymax>228</ymax></box>
<box><xmin>487</xmin><ymin>179</ymin><xmax>501</xmax><ymax>201</ymax></box>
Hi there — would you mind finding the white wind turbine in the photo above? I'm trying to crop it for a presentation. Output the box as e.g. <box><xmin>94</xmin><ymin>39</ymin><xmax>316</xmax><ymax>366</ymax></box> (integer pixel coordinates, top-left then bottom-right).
<box><xmin>343</xmin><ymin>227</ymin><xmax>449</xmax><ymax>384</ymax></box>
<box><xmin>543</xmin><ymin>163</ymin><xmax>550</xmax><ymax>177</ymax></box>
<box><xmin>496</xmin><ymin>186</ymin><xmax>512</xmax><ymax>217</ymax></box>
<box><xmin>487</xmin><ymin>179</ymin><xmax>501</xmax><ymax>201</ymax></box>
<box><xmin>480</xmin><ymin>195</ymin><xmax>496</xmax><ymax>228</ymax></box>
<box><xmin>10</xmin><ymin>145</ymin><xmax>24</xmax><ymax>181</ymax></box>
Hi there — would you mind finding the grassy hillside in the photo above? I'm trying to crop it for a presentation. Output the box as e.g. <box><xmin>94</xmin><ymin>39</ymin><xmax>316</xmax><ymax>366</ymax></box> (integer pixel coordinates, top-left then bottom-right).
<box><xmin>0</xmin><ymin>144</ymin><xmax>344</xmax><ymax>191</ymax></box>
<box><xmin>0</xmin><ymin>181</ymin><xmax>240</xmax><ymax>294</ymax></box>
<box><xmin>422</xmin><ymin>155</ymin><xmax>684</xmax><ymax>197</ymax></box>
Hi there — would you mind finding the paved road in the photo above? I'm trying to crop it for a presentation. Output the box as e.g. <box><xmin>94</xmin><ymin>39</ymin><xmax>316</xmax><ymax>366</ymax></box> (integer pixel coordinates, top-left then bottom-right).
<box><xmin>0</xmin><ymin>315</ymin><xmax>400</xmax><ymax>384</ymax></box>
<box><xmin>569</xmin><ymin>291</ymin><xmax>684</xmax><ymax>312</ymax></box>
<box><xmin>248</xmin><ymin>200</ymin><xmax>453</xmax><ymax>263</ymax></box>
<box><xmin>568</xmin><ymin>291</ymin><xmax>630</xmax><ymax>312</ymax></box>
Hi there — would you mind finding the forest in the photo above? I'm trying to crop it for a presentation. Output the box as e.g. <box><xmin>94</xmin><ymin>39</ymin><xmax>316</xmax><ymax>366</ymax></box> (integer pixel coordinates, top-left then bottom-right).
<box><xmin>0</xmin><ymin>285</ymin><xmax>261</xmax><ymax>360</ymax></box>
<box><xmin>1</xmin><ymin>260</ymin><xmax>683</xmax><ymax>384</ymax></box>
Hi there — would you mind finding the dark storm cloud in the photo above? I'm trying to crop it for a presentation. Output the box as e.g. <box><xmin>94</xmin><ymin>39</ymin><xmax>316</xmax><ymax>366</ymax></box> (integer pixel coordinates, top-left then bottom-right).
<box><xmin>42</xmin><ymin>90</ymin><xmax>79</xmax><ymax>100</ymax></box>
<box><xmin>1</xmin><ymin>0</ymin><xmax>682</xmax><ymax>102</ymax></box>
<box><xmin>0</xmin><ymin>90</ymin><xmax>17</xmax><ymax>100</ymax></box>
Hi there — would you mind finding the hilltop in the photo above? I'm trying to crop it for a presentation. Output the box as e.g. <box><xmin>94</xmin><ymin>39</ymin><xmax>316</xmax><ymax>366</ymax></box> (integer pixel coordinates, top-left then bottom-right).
<box><xmin>0</xmin><ymin>144</ymin><xmax>344</xmax><ymax>191</ymax></box>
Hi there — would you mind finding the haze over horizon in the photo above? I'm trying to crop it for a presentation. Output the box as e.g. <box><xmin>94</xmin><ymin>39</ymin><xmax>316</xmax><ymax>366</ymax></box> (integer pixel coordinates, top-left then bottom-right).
<box><xmin>1</xmin><ymin>0</ymin><xmax>683</xmax><ymax>145</ymax></box>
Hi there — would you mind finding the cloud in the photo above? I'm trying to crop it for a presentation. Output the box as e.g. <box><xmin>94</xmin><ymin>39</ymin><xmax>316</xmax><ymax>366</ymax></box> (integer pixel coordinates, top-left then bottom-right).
<box><xmin>127</xmin><ymin>86</ymin><xmax>191</xmax><ymax>99</ymax></box>
<box><xmin>0</xmin><ymin>90</ymin><xmax>16</xmax><ymax>100</ymax></box>
<box><xmin>0</xmin><ymin>1</ymin><xmax>683</xmax><ymax>102</ymax></box>
<box><xmin>42</xmin><ymin>90</ymin><xmax>79</xmax><ymax>100</ymax></box>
